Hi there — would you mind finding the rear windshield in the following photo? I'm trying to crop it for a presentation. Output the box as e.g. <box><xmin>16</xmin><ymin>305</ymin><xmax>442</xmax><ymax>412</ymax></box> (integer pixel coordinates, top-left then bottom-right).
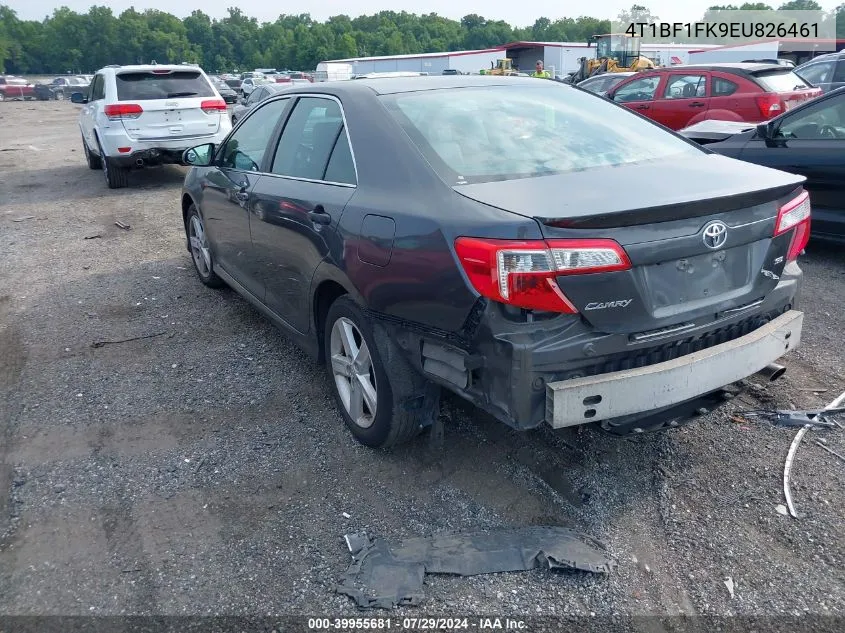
<box><xmin>754</xmin><ymin>70</ymin><xmax>812</xmax><ymax>92</ymax></box>
<box><xmin>381</xmin><ymin>83</ymin><xmax>702</xmax><ymax>185</ymax></box>
<box><xmin>115</xmin><ymin>71</ymin><xmax>215</xmax><ymax>101</ymax></box>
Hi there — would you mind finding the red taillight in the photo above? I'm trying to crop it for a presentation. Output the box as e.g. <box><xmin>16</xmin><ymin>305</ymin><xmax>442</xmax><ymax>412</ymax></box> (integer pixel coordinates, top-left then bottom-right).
<box><xmin>774</xmin><ymin>190</ymin><xmax>811</xmax><ymax>261</ymax></box>
<box><xmin>103</xmin><ymin>103</ymin><xmax>143</xmax><ymax>120</ymax></box>
<box><xmin>454</xmin><ymin>237</ymin><xmax>631</xmax><ymax>314</ymax></box>
<box><xmin>755</xmin><ymin>94</ymin><xmax>783</xmax><ymax>119</ymax></box>
<box><xmin>200</xmin><ymin>99</ymin><xmax>227</xmax><ymax>114</ymax></box>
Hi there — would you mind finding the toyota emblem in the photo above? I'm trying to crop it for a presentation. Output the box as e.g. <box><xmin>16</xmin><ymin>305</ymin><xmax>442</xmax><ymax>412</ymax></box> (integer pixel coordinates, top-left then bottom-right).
<box><xmin>702</xmin><ymin>220</ymin><xmax>728</xmax><ymax>249</ymax></box>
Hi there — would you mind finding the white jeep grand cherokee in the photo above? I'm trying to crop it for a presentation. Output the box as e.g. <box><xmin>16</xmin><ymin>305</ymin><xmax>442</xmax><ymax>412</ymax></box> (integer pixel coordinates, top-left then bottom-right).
<box><xmin>73</xmin><ymin>64</ymin><xmax>232</xmax><ymax>188</ymax></box>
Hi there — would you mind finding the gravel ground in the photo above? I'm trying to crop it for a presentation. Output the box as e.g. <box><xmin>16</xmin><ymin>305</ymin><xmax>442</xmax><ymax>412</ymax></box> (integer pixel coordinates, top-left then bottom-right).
<box><xmin>1</xmin><ymin>101</ymin><xmax>844</xmax><ymax>622</ymax></box>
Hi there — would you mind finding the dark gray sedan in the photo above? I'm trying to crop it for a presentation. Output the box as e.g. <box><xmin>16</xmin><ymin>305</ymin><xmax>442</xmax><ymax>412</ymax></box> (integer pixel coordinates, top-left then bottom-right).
<box><xmin>180</xmin><ymin>77</ymin><xmax>809</xmax><ymax>448</ymax></box>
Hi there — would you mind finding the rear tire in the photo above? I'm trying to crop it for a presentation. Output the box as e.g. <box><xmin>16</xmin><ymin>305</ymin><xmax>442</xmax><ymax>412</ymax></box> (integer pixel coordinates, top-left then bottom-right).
<box><xmin>99</xmin><ymin>139</ymin><xmax>128</xmax><ymax>189</ymax></box>
<box><xmin>324</xmin><ymin>295</ymin><xmax>436</xmax><ymax>448</ymax></box>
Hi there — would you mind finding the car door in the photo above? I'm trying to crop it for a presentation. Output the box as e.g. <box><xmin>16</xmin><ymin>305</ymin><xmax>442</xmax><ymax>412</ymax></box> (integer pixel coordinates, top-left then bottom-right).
<box><xmin>200</xmin><ymin>97</ymin><xmax>290</xmax><ymax>299</ymax></box>
<box><xmin>609</xmin><ymin>74</ymin><xmax>663</xmax><ymax>120</ymax></box>
<box><xmin>740</xmin><ymin>94</ymin><xmax>845</xmax><ymax>239</ymax></box>
<box><xmin>651</xmin><ymin>73</ymin><xmax>709</xmax><ymax>130</ymax></box>
<box><xmin>81</xmin><ymin>74</ymin><xmax>106</xmax><ymax>149</ymax></box>
<box><xmin>249</xmin><ymin>96</ymin><xmax>357</xmax><ymax>333</ymax></box>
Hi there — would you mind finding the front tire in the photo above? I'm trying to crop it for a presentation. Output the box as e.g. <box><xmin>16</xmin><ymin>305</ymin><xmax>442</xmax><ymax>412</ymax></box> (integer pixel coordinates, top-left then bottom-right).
<box><xmin>186</xmin><ymin>205</ymin><xmax>224</xmax><ymax>288</ymax></box>
<box><xmin>324</xmin><ymin>296</ymin><xmax>434</xmax><ymax>448</ymax></box>
<box><xmin>83</xmin><ymin>136</ymin><xmax>101</xmax><ymax>170</ymax></box>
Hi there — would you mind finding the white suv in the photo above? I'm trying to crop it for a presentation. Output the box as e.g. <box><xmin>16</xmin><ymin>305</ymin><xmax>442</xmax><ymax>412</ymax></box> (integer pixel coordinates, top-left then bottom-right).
<box><xmin>73</xmin><ymin>64</ymin><xmax>232</xmax><ymax>188</ymax></box>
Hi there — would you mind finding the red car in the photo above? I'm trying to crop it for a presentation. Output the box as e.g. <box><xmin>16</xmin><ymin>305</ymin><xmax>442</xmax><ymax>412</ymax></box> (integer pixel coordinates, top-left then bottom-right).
<box><xmin>605</xmin><ymin>63</ymin><xmax>822</xmax><ymax>130</ymax></box>
<box><xmin>0</xmin><ymin>76</ymin><xmax>36</xmax><ymax>101</ymax></box>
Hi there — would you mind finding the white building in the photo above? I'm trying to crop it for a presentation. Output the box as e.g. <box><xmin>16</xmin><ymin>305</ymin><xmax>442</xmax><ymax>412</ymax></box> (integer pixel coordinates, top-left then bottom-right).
<box><xmin>501</xmin><ymin>41</ymin><xmax>720</xmax><ymax>76</ymax></box>
<box><xmin>318</xmin><ymin>48</ymin><xmax>508</xmax><ymax>78</ymax></box>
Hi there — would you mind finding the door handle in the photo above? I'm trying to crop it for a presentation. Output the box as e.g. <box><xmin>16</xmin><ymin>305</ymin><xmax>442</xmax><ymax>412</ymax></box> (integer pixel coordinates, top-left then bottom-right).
<box><xmin>689</xmin><ymin>102</ymin><xmax>706</xmax><ymax>107</ymax></box>
<box><xmin>634</xmin><ymin>104</ymin><xmax>650</xmax><ymax>110</ymax></box>
<box><xmin>307</xmin><ymin>208</ymin><xmax>332</xmax><ymax>226</ymax></box>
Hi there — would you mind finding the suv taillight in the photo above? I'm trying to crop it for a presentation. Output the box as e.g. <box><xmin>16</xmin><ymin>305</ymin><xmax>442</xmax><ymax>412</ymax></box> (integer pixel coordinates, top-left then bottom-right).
<box><xmin>755</xmin><ymin>94</ymin><xmax>783</xmax><ymax>119</ymax></box>
<box><xmin>774</xmin><ymin>190</ymin><xmax>811</xmax><ymax>261</ymax></box>
<box><xmin>454</xmin><ymin>237</ymin><xmax>631</xmax><ymax>314</ymax></box>
<box><xmin>103</xmin><ymin>103</ymin><xmax>143</xmax><ymax>120</ymax></box>
<box><xmin>200</xmin><ymin>99</ymin><xmax>227</xmax><ymax>114</ymax></box>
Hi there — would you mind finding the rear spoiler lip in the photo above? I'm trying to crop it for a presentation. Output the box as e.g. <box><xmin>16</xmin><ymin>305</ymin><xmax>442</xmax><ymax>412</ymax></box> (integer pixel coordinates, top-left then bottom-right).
<box><xmin>538</xmin><ymin>184</ymin><xmax>806</xmax><ymax>229</ymax></box>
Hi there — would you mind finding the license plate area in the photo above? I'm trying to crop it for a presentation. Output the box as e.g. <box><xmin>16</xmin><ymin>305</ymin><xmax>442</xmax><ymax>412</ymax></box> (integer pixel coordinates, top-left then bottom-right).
<box><xmin>643</xmin><ymin>246</ymin><xmax>751</xmax><ymax>309</ymax></box>
<box><xmin>163</xmin><ymin>109</ymin><xmax>183</xmax><ymax>122</ymax></box>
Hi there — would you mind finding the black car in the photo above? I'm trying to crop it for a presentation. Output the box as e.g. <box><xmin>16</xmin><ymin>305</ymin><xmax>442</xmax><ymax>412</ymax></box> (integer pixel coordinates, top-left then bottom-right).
<box><xmin>34</xmin><ymin>76</ymin><xmax>90</xmax><ymax>101</ymax></box>
<box><xmin>575</xmin><ymin>72</ymin><xmax>635</xmax><ymax>96</ymax></box>
<box><xmin>179</xmin><ymin>76</ymin><xmax>808</xmax><ymax>448</ymax></box>
<box><xmin>231</xmin><ymin>83</ymin><xmax>291</xmax><ymax>124</ymax></box>
<box><xmin>211</xmin><ymin>78</ymin><xmax>239</xmax><ymax>104</ymax></box>
<box><xmin>794</xmin><ymin>51</ymin><xmax>845</xmax><ymax>94</ymax></box>
<box><xmin>680</xmin><ymin>86</ymin><xmax>845</xmax><ymax>243</ymax></box>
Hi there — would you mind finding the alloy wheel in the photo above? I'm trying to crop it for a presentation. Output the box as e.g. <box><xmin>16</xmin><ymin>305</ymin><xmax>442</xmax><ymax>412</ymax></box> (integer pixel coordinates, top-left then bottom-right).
<box><xmin>189</xmin><ymin>214</ymin><xmax>212</xmax><ymax>277</ymax></box>
<box><xmin>330</xmin><ymin>317</ymin><xmax>377</xmax><ymax>428</ymax></box>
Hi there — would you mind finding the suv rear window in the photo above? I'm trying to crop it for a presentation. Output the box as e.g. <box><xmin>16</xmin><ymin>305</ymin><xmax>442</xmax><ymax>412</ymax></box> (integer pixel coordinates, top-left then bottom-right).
<box><xmin>753</xmin><ymin>70</ymin><xmax>812</xmax><ymax>92</ymax></box>
<box><xmin>115</xmin><ymin>71</ymin><xmax>215</xmax><ymax>101</ymax></box>
<box><xmin>381</xmin><ymin>84</ymin><xmax>702</xmax><ymax>185</ymax></box>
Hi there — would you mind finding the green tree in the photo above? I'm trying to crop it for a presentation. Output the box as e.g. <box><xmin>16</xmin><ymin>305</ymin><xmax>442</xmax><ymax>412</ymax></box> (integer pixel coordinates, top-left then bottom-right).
<box><xmin>777</xmin><ymin>0</ymin><xmax>822</xmax><ymax>9</ymax></box>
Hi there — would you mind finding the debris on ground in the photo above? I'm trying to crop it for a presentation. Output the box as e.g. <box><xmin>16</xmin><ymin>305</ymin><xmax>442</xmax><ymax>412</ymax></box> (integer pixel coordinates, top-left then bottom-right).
<box><xmin>337</xmin><ymin>527</ymin><xmax>615</xmax><ymax>609</ymax></box>
<box><xmin>815</xmin><ymin>441</ymin><xmax>845</xmax><ymax>464</ymax></box>
<box><xmin>11</xmin><ymin>215</ymin><xmax>35</xmax><ymax>222</ymax></box>
<box><xmin>741</xmin><ymin>408</ymin><xmax>845</xmax><ymax>429</ymax></box>
<box><xmin>91</xmin><ymin>331</ymin><xmax>166</xmax><ymax>348</ymax></box>
<box><xmin>775</xmin><ymin>504</ymin><xmax>789</xmax><ymax>516</ymax></box>
<box><xmin>782</xmin><ymin>390</ymin><xmax>845</xmax><ymax>519</ymax></box>
<box><xmin>724</xmin><ymin>576</ymin><xmax>735</xmax><ymax>599</ymax></box>
<box><xmin>83</xmin><ymin>234</ymin><xmax>102</xmax><ymax>240</ymax></box>
<box><xmin>114</xmin><ymin>221</ymin><xmax>131</xmax><ymax>230</ymax></box>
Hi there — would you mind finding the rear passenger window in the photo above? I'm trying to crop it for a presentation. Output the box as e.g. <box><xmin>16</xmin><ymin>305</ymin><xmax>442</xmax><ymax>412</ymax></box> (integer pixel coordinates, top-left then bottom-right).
<box><xmin>664</xmin><ymin>75</ymin><xmax>706</xmax><ymax>99</ymax></box>
<box><xmin>272</xmin><ymin>97</ymin><xmax>346</xmax><ymax>181</ymax></box>
<box><xmin>323</xmin><ymin>128</ymin><xmax>356</xmax><ymax>185</ymax></box>
<box><xmin>91</xmin><ymin>75</ymin><xmax>105</xmax><ymax>101</ymax></box>
<box><xmin>713</xmin><ymin>77</ymin><xmax>738</xmax><ymax>96</ymax></box>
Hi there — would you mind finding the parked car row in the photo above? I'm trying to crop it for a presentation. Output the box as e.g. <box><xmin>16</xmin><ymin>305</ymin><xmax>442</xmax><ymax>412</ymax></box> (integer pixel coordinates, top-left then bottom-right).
<box><xmin>0</xmin><ymin>75</ymin><xmax>36</xmax><ymax>101</ymax></box>
<box><xmin>34</xmin><ymin>75</ymin><xmax>91</xmax><ymax>100</ymax></box>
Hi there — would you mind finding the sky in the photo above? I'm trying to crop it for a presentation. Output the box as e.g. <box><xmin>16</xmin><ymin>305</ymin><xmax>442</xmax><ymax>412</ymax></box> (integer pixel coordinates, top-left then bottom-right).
<box><xmin>7</xmin><ymin>0</ymin><xmax>842</xmax><ymax>28</ymax></box>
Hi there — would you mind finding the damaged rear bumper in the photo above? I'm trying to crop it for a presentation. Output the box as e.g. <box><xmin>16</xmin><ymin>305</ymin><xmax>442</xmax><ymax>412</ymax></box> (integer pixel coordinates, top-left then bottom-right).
<box><xmin>546</xmin><ymin>309</ymin><xmax>802</xmax><ymax>428</ymax></box>
<box><xmin>381</xmin><ymin>269</ymin><xmax>802</xmax><ymax>432</ymax></box>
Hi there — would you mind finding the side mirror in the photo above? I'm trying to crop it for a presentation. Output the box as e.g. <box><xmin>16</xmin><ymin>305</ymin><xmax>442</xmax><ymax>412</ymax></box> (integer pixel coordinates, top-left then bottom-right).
<box><xmin>755</xmin><ymin>122</ymin><xmax>773</xmax><ymax>139</ymax></box>
<box><xmin>183</xmin><ymin>143</ymin><xmax>215</xmax><ymax>167</ymax></box>
<box><xmin>70</xmin><ymin>92</ymin><xmax>87</xmax><ymax>104</ymax></box>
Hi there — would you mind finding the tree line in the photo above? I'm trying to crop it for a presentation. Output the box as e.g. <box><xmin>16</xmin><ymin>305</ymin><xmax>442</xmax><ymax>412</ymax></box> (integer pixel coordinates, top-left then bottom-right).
<box><xmin>0</xmin><ymin>2</ymin><xmax>842</xmax><ymax>75</ymax></box>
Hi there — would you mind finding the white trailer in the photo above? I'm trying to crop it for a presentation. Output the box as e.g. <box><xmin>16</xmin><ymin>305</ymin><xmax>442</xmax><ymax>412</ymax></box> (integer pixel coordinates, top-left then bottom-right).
<box><xmin>314</xmin><ymin>62</ymin><xmax>353</xmax><ymax>82</ymax></box>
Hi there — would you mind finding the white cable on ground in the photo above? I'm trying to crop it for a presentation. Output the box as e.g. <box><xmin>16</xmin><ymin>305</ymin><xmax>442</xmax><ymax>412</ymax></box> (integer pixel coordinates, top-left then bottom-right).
<box><xmin>783</xmin><ymin>388</ymin><xmax>845</xmax><ymax>518</ymax></box>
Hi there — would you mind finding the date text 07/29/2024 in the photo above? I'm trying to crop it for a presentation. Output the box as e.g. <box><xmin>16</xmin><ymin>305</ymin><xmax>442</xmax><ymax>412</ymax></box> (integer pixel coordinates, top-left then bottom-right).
<box><xmin>308</xmin><ymin>617</ymin><xmax>528</xmax><ymax>630</ymax></box>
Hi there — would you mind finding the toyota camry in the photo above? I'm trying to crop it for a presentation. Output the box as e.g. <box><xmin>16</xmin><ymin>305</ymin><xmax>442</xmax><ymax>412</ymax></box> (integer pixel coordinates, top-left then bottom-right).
<box><xmin>179</xmin><ymin>76</ymin><xmax>809</xmax><ymax>448</ymax></box>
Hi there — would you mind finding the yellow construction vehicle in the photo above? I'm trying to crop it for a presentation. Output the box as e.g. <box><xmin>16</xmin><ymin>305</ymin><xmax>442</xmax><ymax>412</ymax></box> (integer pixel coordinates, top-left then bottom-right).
<box><xmin>481</xmin><ymin>58</ymin><xmax>518</xmax><ymax>76</ymax></box>
<box><xmin>569</xmin><ymin>33</ymin><xmax>656</xmax><ymax>83</ymax></box>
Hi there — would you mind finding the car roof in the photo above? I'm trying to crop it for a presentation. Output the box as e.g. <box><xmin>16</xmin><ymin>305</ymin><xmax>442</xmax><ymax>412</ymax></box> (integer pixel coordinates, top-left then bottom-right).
<box><xmin>292</xmin><ymin>75</ymin><xmax>566</xmax><ymax>96</ymax></box>
<box><xmin>665</xmin><ymin>62</ymin><xmax>788</xmax><ymax>73</ymax></box>
<box><xmin>797</xmin><ymin>52</ymin><xmax>844</xmax><ymax>66</ymax></box>
<box><xmin>103</xmin><ymin>64</ymin><xmax>205</xmax><ymax>73</ymax></box>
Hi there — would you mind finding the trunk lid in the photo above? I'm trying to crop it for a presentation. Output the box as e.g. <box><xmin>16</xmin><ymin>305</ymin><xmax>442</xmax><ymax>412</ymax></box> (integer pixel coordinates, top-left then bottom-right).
<box><xmin>453</xmin><ymin>153</ymin><xmax>805</xmax><ymax>334</ymax></box>
<box><xmin>115</xmin><ymin>69</ymin><xmax>221</xmax><ymax>141</ymax></box>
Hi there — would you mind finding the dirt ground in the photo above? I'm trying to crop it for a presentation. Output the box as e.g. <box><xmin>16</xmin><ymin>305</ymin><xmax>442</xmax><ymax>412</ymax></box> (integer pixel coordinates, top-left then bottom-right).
<box><xmin>1</xmin><ymin>101</ymin><xmax>844</xmax><ymax>624</ymax></box>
